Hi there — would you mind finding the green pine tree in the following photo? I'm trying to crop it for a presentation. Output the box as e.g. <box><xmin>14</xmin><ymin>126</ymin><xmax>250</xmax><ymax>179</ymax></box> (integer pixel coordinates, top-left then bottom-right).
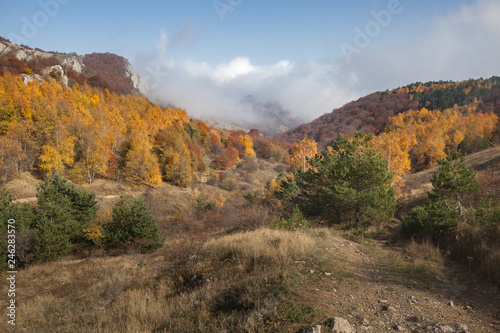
<box><xmin>294</xmin><ymin>131</ymin><xmax>396</xmax><ymax>228</ymax></box>
<box><xmin>35</xmin><ymin>174</ymin><xmax>98</xmax><ymax>240</ymax></box>
<box><xmin>104</xmin><ymin>196</ymin><xmax>161</xmax><ymax>252</ymax></box>
<box><xmin>429</xmin><ymin>154</ymin><xmax>479</xmax><ymax>220</ymax></box>
<box><xmin>403</xmin><ymin>154</ymin><xmax>480</xmax><ymax>239</ymax></box>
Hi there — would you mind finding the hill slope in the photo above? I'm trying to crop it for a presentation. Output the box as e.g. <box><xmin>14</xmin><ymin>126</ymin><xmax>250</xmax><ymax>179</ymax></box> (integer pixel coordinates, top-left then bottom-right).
<box><xmin>0</xmin><ymin>37</ymin><xmax>147</xmax><ymax>95</ymax></box>
<box><xmin>1</xmin><ymin>226</ymin><xmax>498</xmax><ymax>332</ymax></box>
<box><xmin>276</xmin><ymin>77</ymin><xmax>500</xmax><ymax>150</ymax></box>
<box><xmin>275</xmin><ymin>92</ymin><xmax>417</xmax><ymax>149</ymax></box>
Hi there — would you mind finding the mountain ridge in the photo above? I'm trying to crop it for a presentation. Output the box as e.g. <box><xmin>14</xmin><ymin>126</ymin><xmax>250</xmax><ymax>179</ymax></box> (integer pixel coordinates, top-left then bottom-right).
<box><xmin>0</xmin><ymin>37</ymin><xmax>147</xmax><ymax>95</ymax></box>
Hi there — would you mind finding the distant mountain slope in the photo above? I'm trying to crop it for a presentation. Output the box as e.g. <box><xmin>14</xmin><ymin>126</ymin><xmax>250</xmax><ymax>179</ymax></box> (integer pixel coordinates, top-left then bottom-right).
<box><xmin>0</xmin><ymin>37</ymin><xmax>147</xmax><ymax>95</ymax></box>
<box><xmin>240</xmin><ymin>96</ymin><xmax>304</xmax><ymax>136</ymax></box>
<box><xmin>276</xmin><ymin>76</ymin><xmax>500</xmax><ymax>149</ymax></box>
<box><xmin>275</xmin><ymin>92</ymin><xmax>418</xmax><ymax>149</ymax></box>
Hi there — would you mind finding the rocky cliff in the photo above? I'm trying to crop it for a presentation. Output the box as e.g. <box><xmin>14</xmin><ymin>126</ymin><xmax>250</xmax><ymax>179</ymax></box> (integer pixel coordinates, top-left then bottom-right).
<box><xmin>0</xmin><ymin>37</ymin><xmax>147</xmax><ymax>95</ymax></box>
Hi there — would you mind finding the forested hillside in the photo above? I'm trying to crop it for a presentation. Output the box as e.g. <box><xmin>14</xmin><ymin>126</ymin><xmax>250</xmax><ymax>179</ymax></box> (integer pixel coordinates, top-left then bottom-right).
<box><xmin>276</xmin><ymin>77</ymin><xmax>500</xmax><ymax>150</ymax></box>
<box><xmin>0</xmin><ymin>73</ymin><xmax>288</xmax><ymax>187</ymax></box>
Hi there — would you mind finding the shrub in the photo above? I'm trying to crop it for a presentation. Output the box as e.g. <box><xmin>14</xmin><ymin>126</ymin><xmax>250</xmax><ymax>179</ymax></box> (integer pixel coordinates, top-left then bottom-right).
<box><xmin>241</xmin><ymin>156</ymin><xmax>259</xmax><ymax>173</ymax></box>
<box><xmin>244</xmin><ymin>190</ymin><xmax>266</xmax><ymax>203</ymax></box>
<box><xmin>103</xmin><ymin>196</ymin><xmax>162</xmax><ymax>252</ymax></box>
<box><xmin>402</xmin><ymin>207</ymin><xmax>429</xmax><ymax>237</ymax></box>
<box><xmin>403</xmin><ymin>203</ymin><xmax>459</xmax><ymax>240</ymax></box>
<box><xmin>271</xmin><ymin>206</ymin><xmax>311</xmax><ymax>230</ymax></box>
<box><xmin>14</xmin><ymin>229</ymin><xmax>38</xmax><ymax>267</ymax></box>
<box><xmin>0</xmin><ymin>188</ymin><xmax>36</xmax><ymax>268</ymax></box>
<box><xmin>267</xmin><ymin>143</ymin><xmax>288</xmax><ymax>163</ymax></box>
<box><xmin>473</xmin><ymin>192</ymin><xmax>500</xmax><ymax>226</ymax></box>
<box><xmin>219</xmin><ymin>177</ymin><xmax>238</xmax><ymax>192</ymax></box>
<box><xmin>194</xmin><ymin>188</ymin><xmax>225</xmax><ymax>211</ymax></box>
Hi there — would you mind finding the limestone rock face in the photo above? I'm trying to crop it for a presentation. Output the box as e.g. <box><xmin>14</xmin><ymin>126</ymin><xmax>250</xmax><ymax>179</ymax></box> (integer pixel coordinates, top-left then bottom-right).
<box><xmin>22</xmin><ymin>74</ymin><xmax>43</xmax><ymax>85</ymax></box>
<box><xmin>61</xmin><ymin>57</ymin><xmax>85</xmax><ymax>74</ymax></box>
<box><xmin>41</xmin><ymin>65</ymin><xmax>64</xmax><ymax>76</ymax></box>
<box><xmin>125</xmin><ymin>62</ymin><xmax>149</xmax><ymax>95</ymax></box>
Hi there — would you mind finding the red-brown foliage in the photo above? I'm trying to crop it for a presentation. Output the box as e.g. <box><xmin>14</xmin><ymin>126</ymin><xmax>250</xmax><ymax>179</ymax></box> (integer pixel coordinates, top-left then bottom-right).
<box><xmin>26</xmin><ymin>56</ymin><xmax>58</xmax><ymax>72</ymax></box>
<box><xmin>216</xmin><ymin>147</ymin><xmax>239</xmax><ymax>170</ymax></box>
<box><xmin>83</xmin><ymin>53</ymin><xmax>136</xmax><ymax>94</ymax></box>
<box><xmin>275</xmin><ymin>92</ymin><xmax>418</xmax><ymax>150</ymax></box>
<box><xmin>0</xmin><ymin>55</ymin><xmax>25</xmax><ymax>75</ymax></box>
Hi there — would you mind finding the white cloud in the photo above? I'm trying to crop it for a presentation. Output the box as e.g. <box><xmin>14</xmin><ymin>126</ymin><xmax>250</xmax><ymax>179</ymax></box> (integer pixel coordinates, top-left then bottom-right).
<box><xmin>135</xmin><ymin>46</ymin><xmax>355</xmax><ymax>123</ymax></box>
<box><xmin>213</xmin><ymin>57</ymin><xmax>256</xmax><ymax>83</ymax></box>
<box><xmin>339</xmin><ymin>0</ymin><xmax>500</xmax><ymax>92</ymax></box>
<box><xmin>134</xmin><ymin>0</ymin><xmax>500</xmax><ymax>127</ymax></box>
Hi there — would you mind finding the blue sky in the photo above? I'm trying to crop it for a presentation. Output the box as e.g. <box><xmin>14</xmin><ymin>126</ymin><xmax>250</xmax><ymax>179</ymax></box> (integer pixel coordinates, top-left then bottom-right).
<box><xmin>1</xmin><ymin>0</ymin><xmax>499</xmax><ymax>122</ymax></box>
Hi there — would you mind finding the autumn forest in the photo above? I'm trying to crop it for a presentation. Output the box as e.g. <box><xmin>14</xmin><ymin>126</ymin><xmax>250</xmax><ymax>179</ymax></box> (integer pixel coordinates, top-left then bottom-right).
<box><xmin>0</xmin><ymin>71</ymin><xmax>498</xmax><ymax>192</ymax></box>
<box><xmin>1</xmin><ymin>36</ymin><xmax>500</xmax><ymax>332</ymax></box>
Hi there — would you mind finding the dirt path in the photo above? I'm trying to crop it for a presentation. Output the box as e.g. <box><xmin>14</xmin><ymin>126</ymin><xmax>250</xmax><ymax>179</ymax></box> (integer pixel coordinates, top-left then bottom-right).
<box><xmin>14</xmin><ymin>195</ymin><xmax>120</xmax><ymax>204</ymax></box>
<box><xmin>304</xmin><ymin>237</ymin><xmax>500</xmax><ymax>332</ymax></box>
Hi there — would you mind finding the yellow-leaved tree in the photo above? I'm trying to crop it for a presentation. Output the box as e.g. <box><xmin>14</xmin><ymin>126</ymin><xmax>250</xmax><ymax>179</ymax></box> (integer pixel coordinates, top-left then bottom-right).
<box><xmin>289</xmin><ymin>137</ymin><xmax>317</xmax><ymax>171</ymax></box>
<box><xmin>374</xmin><ymin>130</ymin><xmax>416</xmax><ymax>190</ymax></box>
<box><xmin>238</xmin><ymin>134</ymin><xmax>256</xmax><ymax>157</ymax></box>
<box><xmin>39</xmin><ymin>122</ymin><xmax>76</xmax><ymax>176</ymax></box>
<box><xmin>124</xmin><ymin>113</ymin><xmax>162</xmax><ymax>186</ymax></box>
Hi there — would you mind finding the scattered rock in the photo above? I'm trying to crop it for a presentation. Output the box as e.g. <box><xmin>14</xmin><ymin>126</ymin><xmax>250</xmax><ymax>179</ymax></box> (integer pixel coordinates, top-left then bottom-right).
<box><xmin>382</xmin><ymin>305</ymin><xmax>396</xmax><ymax>312</ymax></box>
<box><xmin>393</xmin><ymin>324</ymin><xmax>405</xmax><ymax>331</ymax></box>
<box><xmin>309</xmin><ymin>269</ymin><xmax>315</xmax><ymax>274</ymax></box>
<box><xmin>451</xmin><ymin>323</ymin><xmax>468</xmax><ymax>332</ymax></box>
<box><xmin>325</xmin><ymin>272</ymin><xmax>333</xmax><ymax>276</ymax></box>
<box><xmin>425</xmin><ymin>322</ymin><xmax>469</xmax><ymax>333</ymax></box>
<box><xmin>434</xmin><ymin>324</ymin><xmax>454</xmax><ymax>332</ymax></box>
<box><xmin>356</xmin><ymin>316</ymin><xmax>369</xmax><ymax>325</ymax></box>
<box><xmin>326</xmin><ymin>317</ymin><xmax>355</xmax><ymax>333</ymax></box>
<box><xmin>448</xmin><ymin>301</ymin><xmax>455</xmax><ymax>307</ymax></box>
<box><xmin>407</xmin><ymin>315</ymin><xmax>422</xmax><ymax>323</ymax></box>
<box><xmin>305</xmin><ymin>324</ymin><xmax>322</xmax><ymax>333</ymax></box>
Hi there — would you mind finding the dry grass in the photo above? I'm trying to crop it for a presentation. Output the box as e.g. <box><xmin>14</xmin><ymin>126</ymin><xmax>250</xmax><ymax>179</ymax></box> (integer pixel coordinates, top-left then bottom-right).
<box><xmin>403</xmin><ymin>239</ymin><xmax>444</xmax><ymax>281</ymax></box>
<box><xmin>0</xmin><ymin>228</ymin><xmax>344</xmax><ymax>333</ymax></box>
<box><xmin>4</xmin><ymin>171</ymin><xmax>39</xmax><ymax>199</ymax></box>
<box><xmin>448</xmin><ymin>222</ymin><xmax>500</xmax><ymax>285</ymax></box>
<box><xmin>363</xmin><ymin>238</ymin><xmax>445</xmax><ymax>287</ymax></box>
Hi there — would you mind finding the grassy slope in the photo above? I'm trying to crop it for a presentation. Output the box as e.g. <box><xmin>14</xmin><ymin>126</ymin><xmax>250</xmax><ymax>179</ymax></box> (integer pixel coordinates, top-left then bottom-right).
<box><xmin>1</xmin><ymin>227</ymin><xmax>499</xmax><ymax>332</ymax></box>
<box><xmin>402</xmin><ymin>146</ymin><xmax>500</xmax><ymax>202</ymax></box>
<box><xmin>1</xmin><ymin>154</ymin><xmax>500</xmax><ymax>332</ymax></box>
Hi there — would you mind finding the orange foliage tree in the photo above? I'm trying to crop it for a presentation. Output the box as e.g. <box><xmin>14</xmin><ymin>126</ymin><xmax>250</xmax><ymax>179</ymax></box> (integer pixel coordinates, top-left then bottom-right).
<box><xmin>238</xmin><ymin>134</ymin><xmax>256</xmax><ymax>158</ymax></box>
<box><xmin>382</xmin><ymin>106</ymin><xmax>498</xmax><ymax>171</ymax></box>
<box><xmin>373</xmin><ymin>130</ymin><xmax>416</xmax><ymax>189</ymax></box>
<box><xmin>216</xmin><ymin>147</ymin><xmax>240</xmax><ymax>170</ymax></box>
<box><xmin>289</xmin><ymin>137</ymin><xmax>318</xmax><ymax>171</ymax></box>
